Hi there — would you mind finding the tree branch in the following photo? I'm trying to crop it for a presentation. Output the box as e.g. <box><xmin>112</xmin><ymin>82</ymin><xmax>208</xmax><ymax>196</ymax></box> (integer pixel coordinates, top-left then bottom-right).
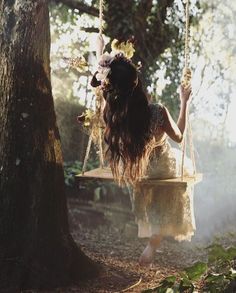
<box><xmin>80</xmin><ymin>27</ymin><xmax>99</xmax><ymax>33</ymax></box>
<box><xmin>54</xmin><ymin>0</ymin><xmax>99</xmax><ymax>17</ymax></box>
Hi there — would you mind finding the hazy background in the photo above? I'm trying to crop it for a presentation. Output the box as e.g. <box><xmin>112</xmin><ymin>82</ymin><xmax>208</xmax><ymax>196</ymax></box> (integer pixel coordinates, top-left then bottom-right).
<box><xmin>49</xmin><ymin>0</ymin><xmax>236</xmax><ymax>243</ymax></box>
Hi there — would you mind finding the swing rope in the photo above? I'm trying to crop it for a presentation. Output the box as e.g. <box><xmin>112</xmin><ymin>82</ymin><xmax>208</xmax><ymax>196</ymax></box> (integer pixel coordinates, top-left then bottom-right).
<box><xmin>98</xmin><ymin>0</ymin><xmax>105</xmax><ymax>169</ymax></box>
<box><xmin>82</xmin><ymin>131</ymin><xmax>93</xmax><ymax>174</ymax></box>
<box><xmin>181</xmin><ymin>0</ymin><xmax>197</xmax><ymax>180</ymax></box>
<box><xmin>99</xmin><ymin>0</ymin><xmax>104</xmax><ymax>35</ymax></box>
<box><xmin>82</xmin><ymin>0</ymin><xmax>104</xmax><ymax>174</ymax></box>
<box><xmin>184</xmin><ymin>0</ymin><xmax>190</xmax><ymax>69</ymax></box>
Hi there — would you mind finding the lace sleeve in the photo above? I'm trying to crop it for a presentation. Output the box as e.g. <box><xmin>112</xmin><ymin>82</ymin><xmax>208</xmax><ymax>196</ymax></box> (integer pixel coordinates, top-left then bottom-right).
<box><xmin>149</xmin><ymin>103</ymin><xmax>164</xmax><ymax>134</ymax></box>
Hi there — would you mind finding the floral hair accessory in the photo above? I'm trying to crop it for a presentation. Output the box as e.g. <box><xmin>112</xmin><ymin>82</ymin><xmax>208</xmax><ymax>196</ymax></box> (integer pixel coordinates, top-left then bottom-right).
<box><xmin>96</xmin><ymin>52</ymin><xmax>115</xmax><ymax>81</ymax></box>
<box><xmin>111</xmin><ymin>39</ymin><xmax>135</xmax><ymax>59</ymax></box>
<box><xmin>95</xmin><ymin>39</ymin><xmax>136</xmax><ymax>83</ymax></box>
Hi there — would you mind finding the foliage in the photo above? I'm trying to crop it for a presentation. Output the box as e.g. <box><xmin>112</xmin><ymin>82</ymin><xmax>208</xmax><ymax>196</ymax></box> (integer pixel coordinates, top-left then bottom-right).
<box><xmin>189</xmin><ymin>0</ymin><xmax>236</xmax><ymax>133</ymax></box>
<box><xmin>142</xmin><ymin>244</ymin><xmax>236</xmax><ymax>293</ymax></box>
<box><xmin>64</xmin><ymin>159</ymin><xmax>99</xmax><ymax>187</ymax></box>
<box><xmin>49</xmin><ymin>0</ymin><xmax>202</xmax><ymax>118</ymax></box>
<box><xmin>55</xmin><ymin>97</ymin><xmax>103</xmax><ymax>163</ymax></box>
<box><xmin>49</xmin><ymin>2</ymin><xmax>78</xmax><ymax>28</ymax></box>
<box><xmin>63</xmin><ymin>159</ymin><xmax>130</xmax><ymax>207</ymax></box>
<box><xmin>49</xmin><ymin>2</ymin><xmax>92</xmax><ymax>110</ymax></box>
<box><xmin>50</xmin><ymin>0</ymin><xmax>235</xmax><ymax>124</ymax></box>
<box><xmin>204</xmin><ymin>244</ymin><xmax>236</xmax><ymax>292</ymax></box>
<box><xmin>55</xmin><ymin>98</ymin><xmax>89</xmax><ymax>161</ymax></box>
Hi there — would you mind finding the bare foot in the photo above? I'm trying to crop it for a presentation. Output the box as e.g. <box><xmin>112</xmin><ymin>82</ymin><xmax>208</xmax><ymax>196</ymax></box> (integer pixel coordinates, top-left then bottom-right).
<box><xmin>138</xmin><ymin>244</ymin><xmax>155</xmax><ymax>266</ymax></box>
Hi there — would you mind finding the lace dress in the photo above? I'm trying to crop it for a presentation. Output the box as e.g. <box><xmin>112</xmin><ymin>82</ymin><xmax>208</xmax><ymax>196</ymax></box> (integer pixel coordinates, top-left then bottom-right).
<box><xmin>130</xmin><ymin>103</ymin><xmax>196</xmax><ymax>241</ymax></box>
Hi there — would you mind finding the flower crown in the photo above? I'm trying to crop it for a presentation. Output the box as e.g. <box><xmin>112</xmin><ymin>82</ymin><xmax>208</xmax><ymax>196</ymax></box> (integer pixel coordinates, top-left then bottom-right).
<box><xmin>96</xmin><ymin>39</ymin><xmax>136</xmax><ymax>82</ymax></box>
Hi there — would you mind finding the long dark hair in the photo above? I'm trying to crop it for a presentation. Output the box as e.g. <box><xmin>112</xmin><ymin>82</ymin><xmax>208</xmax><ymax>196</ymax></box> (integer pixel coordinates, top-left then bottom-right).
<box><xmin>92</xmin><ymin>56</ymin><xmax>154</xmax><ymax>184</ymax></box>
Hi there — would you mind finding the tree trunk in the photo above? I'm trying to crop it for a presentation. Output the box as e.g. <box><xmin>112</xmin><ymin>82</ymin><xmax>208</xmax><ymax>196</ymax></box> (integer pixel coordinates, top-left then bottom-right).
<box><xmin>0</xmin><ymin>0</ymin><xmax>98</xmax><ymax>290</ymax></box>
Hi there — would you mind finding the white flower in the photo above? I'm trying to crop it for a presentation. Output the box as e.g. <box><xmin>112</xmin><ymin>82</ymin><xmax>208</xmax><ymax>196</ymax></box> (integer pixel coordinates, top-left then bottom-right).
<box><xmin>98</xmin><ymin>52</ymin><xmax>114</xmax><ymax>67</ymax></box>
<box><xmin>96</xmin><ymin>67</ymin><xmax>111</xmax><ymax>81</ymax></box>
<box><xmin>95</xmin><ymin>51</ymin><xmax>126</xmax><ymax>82</ymax></box>
<box><xmin>96</xmin><ymin>52</ymin><xmax>115</xmax><ymax>81</ymax></box>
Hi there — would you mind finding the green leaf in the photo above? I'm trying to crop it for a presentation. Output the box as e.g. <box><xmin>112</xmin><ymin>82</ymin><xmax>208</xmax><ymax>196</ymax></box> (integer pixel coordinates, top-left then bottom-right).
<box><xmin>160</xmin><ymin>275</ymin><xmax>176</xmax><ymax>287</ymax></box>
<box><xmin>142</xmin><ymin>276</ymin><xmax>177</xmax><ymax>293</ymax></box>
<box><xmin>179</xmin><ymin>277</ymin><xmax>194</xmax><ymax>293</ymax></box>
<box><xmin>205</xmin><ymin>273</ymin><xmax>225</xmax><ymax>285</ymax></box>
<box><xmin>204</xmin><ymin>273</ymin><xmax>230</xmax><ymax>292</ymax></box>
<box><xmin>184</xmin><ymin>262</ymin><xmax>208</xmax><ymax>281</ymax></box>
<box><xmin>226</xmin><ymin>247</ymin><xmax>236</xmax><ymax>260</ymax></box>
<box><xmin>207</xmin><ymin>244</ymin><xmax>228</xmax><ymax>263</ymax></box>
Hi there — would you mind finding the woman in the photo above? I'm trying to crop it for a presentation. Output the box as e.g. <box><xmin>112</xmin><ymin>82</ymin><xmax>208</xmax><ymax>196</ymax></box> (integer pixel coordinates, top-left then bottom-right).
<box><xmin>91</xmin><ymin>41</ymin><xmax>195</xmax><ymax>265</ymax></box>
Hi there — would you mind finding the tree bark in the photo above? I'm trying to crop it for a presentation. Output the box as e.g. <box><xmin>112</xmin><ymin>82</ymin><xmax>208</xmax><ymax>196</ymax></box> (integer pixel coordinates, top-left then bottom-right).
<box><xmin>0</xmin><ymin>0</ymin><xmax>98</xmax><ymax>290</ymax></box>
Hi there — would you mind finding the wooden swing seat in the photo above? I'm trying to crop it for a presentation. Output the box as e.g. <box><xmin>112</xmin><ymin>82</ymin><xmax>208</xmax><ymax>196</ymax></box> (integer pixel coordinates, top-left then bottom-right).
<box><xmin>76</xmin><ymin>167</ymin><xmax>202</xmax><ymax>188</ymax></box>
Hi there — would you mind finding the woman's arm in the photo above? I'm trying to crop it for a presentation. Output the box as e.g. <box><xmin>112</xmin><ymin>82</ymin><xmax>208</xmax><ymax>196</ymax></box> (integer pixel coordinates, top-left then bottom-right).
<box><xmin>161</xmin><ymin>84</ymin><xmax>191</xmax><ymax>143</ymax></box>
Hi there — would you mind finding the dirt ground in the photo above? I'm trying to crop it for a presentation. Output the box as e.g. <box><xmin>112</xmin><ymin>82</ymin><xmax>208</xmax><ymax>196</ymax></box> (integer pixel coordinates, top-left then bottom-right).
<box><xmin>64</xmin><ymin>197</ymin><xmax>210</xmax><ymax>293</ymax></box>
<box><xmin>25</xmin><ymin>193</ymin><xmax>235</xmax><ymax>293</ymax></box>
